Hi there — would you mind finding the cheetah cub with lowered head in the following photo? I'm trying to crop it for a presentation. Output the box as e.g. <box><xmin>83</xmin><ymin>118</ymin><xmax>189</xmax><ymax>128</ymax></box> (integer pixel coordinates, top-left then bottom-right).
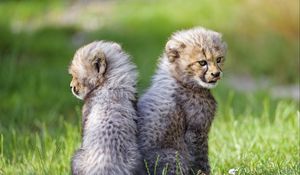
<box><xmin>69</xmin><ymin>41</ymin><xmax>143</xmax><ymax>175</ymax></box>
<box><xmin>138</xmin><ymin>27</ymin><xmax>227</xmax><ymax>175</ymax></box>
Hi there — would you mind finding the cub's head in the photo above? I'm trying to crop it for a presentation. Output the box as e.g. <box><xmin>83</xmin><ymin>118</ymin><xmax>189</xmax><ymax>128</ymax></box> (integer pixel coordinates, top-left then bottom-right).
<box><xmin>68</xmin><ymin>41</ymin><xmax>122</xmax><ymax>100</ymax></box>
<box><xmin>165</xmin><ymin>27</ymin><xmax>227</xmax><ymax>89</ymax></box>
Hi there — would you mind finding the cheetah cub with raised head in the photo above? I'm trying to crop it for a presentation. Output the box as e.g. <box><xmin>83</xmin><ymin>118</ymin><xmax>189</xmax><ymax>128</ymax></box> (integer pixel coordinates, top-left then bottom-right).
<box><xmin>69</xmin><ymin>41</ymin><xmax>143</xmax><ymax>175</ymax></box>
<box><xmin>138</xmin><ymin>27</ymin><xmax>227</xmax><ymax>175</ymax></box>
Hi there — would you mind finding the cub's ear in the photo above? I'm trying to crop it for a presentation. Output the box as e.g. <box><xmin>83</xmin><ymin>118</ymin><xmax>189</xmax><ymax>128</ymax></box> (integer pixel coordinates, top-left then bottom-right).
<box><xmin>165</xmin><ymin>40</ymin><xmax>186</xmax><ymax>62</ymax></box>
<box><xmin>93</xmin><ymin>52</ymin><xmax>107</xmax><ymax>75</ymax></box>
<box><xmin>111</xmin><ymin>43</ymin><xmax>122</xmax><ymax>52</ymax></box>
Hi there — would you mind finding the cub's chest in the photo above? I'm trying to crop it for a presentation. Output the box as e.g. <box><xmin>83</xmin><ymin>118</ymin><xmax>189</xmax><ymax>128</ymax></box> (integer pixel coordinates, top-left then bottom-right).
<box><xmin>176</xmin><ymin>91</ymin><xmax>217</xmax><ymax>132</ymax></box>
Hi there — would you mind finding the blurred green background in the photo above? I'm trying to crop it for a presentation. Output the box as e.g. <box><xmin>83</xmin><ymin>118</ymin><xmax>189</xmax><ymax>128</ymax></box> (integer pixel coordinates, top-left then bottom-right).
<box><xmin>0</xmin><ymin>0</ymin><xmax>299</xmax><ymax>174</ymax></box>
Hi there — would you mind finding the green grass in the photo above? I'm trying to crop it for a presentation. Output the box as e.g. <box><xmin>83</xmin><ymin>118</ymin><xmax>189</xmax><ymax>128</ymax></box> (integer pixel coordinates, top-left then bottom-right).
<box><xmin>209</xmin><ymin>98</ymin><xmax>299</xmax><ymax>175</ymax></box>
<box><xmin>0</xmin><ymin>0</ymin><xmax>299</xmax><ymax>174</ymax></box>
<box><xmin>0</xmin><ymin>91</ymin><xmax>298</xmax><ymax>174</ymax></box>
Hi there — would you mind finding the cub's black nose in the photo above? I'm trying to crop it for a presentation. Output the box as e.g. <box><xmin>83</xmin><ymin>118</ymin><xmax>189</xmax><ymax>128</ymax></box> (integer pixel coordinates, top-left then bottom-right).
<box><xmin>211</xmin><ymin>72</ymin><xmax>220</xmax><ymax>77</ymax></box>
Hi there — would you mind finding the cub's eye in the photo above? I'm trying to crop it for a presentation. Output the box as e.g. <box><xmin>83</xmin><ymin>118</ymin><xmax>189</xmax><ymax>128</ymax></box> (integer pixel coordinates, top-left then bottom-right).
<box><xmin>198</xmin><ymin>60</ymin><xmax>207</xmax><ymax>66</ymax></box>
<box><xmin>216</xmin><ymin>57</ymin><xmax>223</xmax><ymax>63</ymax></box>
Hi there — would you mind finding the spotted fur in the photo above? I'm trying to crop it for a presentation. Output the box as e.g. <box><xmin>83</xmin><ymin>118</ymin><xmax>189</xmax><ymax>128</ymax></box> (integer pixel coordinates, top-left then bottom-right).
<box><xmin>69</xmin><ymin>41</ymin><xmax>144</xmax><ymax>175</ymax></box>
<box><xmin>137</xmin><ymin>27</ymin><xmax>227</xmax><ymax>175</ymax></box>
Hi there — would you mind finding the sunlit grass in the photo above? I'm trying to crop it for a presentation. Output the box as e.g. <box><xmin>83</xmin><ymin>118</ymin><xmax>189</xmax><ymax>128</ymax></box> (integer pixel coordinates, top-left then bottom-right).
<box><xmin>210</xmin><ymin>100</ymin><xmax>299</xmax><ymax>174</ymax></box>
<box><xmin>0</xmin><ymin>94</ymin><xmax>298</xmax><ymax>174</ymax></box>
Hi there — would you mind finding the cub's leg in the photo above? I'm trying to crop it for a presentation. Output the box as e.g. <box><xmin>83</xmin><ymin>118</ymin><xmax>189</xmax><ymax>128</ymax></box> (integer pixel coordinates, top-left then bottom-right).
<box><xmin>71</xmin><ymin>148</ymin><xmax>85</xmax><ymax>175</ymax></box>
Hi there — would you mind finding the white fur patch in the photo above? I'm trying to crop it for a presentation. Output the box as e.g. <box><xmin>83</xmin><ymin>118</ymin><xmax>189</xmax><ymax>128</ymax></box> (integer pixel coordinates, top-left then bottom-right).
<box><xmin>72</xmin><ymin>87</ymin><xmax>84</xmax><ymax>100</ymax></box>
<box><xmin>195</xmin><ymin>78</ymin><xmax>218</xmax><ymax>89</ymax></box>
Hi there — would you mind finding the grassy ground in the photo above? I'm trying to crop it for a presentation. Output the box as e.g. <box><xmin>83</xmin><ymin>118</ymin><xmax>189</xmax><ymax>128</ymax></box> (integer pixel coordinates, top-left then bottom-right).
<box><xmin>0</xmin><ymin>0</ymin><xmax>299</xmax><ymax>174</ymax></box>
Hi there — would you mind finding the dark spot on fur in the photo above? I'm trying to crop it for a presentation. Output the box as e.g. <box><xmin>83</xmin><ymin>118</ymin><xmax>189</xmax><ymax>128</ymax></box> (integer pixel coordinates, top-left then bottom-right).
<box><xmin>171</xmin><ymin>93</ymin><xmax>176</xmax><ymax>98</ymax></box>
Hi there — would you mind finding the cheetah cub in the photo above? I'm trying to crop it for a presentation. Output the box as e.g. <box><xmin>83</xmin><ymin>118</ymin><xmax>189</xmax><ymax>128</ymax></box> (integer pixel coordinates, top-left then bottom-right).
<box><xmin>69</xmin><ymin>41</ymin><xmax>143</xmax><ymax>175</ymax></box>
<box><xmin>138</xmin><ymin>27</ymin><xmax>227</xmax><ymax>175</ymax></box>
